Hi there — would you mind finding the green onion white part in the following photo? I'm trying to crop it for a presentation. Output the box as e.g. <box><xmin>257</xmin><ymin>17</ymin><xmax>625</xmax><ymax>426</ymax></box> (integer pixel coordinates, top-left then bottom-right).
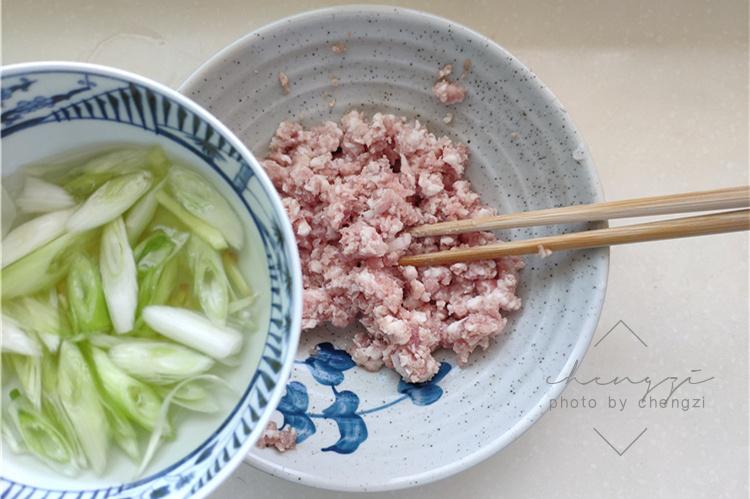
<box><xmin>142</xmin><ymin>305</ymin><xmax>243</xmax><ymax>359</ymax></box>
<box><xmin>100</xmin><ymin>217</ymin><xmax>138</xmax><ymax>333</ymax></box>
<box><xmin>108</xmin><ymin>341</ymin><xmax>215</xmax><ymax>385</ymax></box>
<box><xmin>2</xmin><ymin>208</ymin><xmax>75</xmax><ymax>268</ymax></box>
<box><xmin>1</xmin><ymin>315</ymin><xmax>42</xmax><ymax>356</ymax></box>
<box><xmin>187</xmin><ymin>236</ymin><xmax>230</xmax><ymax>325</ymax></box>
<box><xmin>125</xmin><ymin>180</ymin><xmax>164</xmax><ymax>244</ymax></box>
<box><xmin>15</xmin><ymin>176</ymin><xmax>76</xmax><ymax>213</ymax></box>
<box><xmin>3</xmin><ymin>293</ymin><xmax>65</xmax><ymax>352</ymax></box>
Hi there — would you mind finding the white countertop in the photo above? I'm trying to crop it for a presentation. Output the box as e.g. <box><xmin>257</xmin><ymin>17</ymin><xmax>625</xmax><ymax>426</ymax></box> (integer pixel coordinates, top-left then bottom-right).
<box><xmin>3</xmin><ymin>1</ymin><xmax>748</xmax><ymax>497</ymax></box>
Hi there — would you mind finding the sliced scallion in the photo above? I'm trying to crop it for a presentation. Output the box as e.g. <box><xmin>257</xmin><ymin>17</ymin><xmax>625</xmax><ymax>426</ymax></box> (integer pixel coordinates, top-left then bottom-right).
<box><xmin>167</xmin><ymin>166</ymin><xmax>244</xmax><ymax>250</ymax></box>
<box><xmin>67</xmin><ymin>254</ymin><xmax>111</xmax><ymax>333</ymax></box>
<box><xmin>187</xmin><ymin>235</ymin><xmax>229</xmax><ymax>325</ymax></box>
<box><xmin>89</xmin><ymin>347</ymin><xmax>162</xmax><ymax>431</ymax></box>
<box><xmin>155</xmin><ymin>190</ymin><xmax>228</xmax><ymax>250</ymax></box>
<box><xmin>15</xmin><ymin>176</ymin><xmax>76</xmax><ymax>213</ymax></box>
<box><xmin>1</xmin><ymin>315</ymin><xmax>42</xmax><ymax>356</ymax></box>
<box><xmin>6</xmin><ymin>389</ymin><xmax>80</xmax><ymax>475</ymax></box>
<box><xmin>57</xmin><ymin>341</ymin><xmax>109</xmax><ymax>475</ymax></box>
<box><xmin>2</xmin><ymin>208</ymin><xmax>75</xmax><ymax>268</ymax></box>
<box><xmin>100</xmin><ymin>218</ymin><xmax>138</xmax><ymax>333</ymax></box>
<box><xmin>67</xmin><ymin>171</ymin><xmax>152</xmax><ymax>233</ymax></box>
<box><xmin>10</xmin><ymin>354</ymin><xmax>42</xmax><ymax>410</ymax></box>
<box><xmin>108</xmin><ymin>341</ymin><xmax>214</xmax><ymax>385</ymax></box>
<box><xmin>142</xmin><ymin>305</ymin><xmax>242</xmax><ymax>359</ymax></box>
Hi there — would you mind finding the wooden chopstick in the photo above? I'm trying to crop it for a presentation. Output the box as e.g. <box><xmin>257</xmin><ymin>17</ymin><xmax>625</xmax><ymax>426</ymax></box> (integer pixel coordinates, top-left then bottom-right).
<box><xmin>410</xmin><ymin>186</ymin><xmax>750</xmax><ymax>238</ymax></box>
<box><xmin>398</xmin><ymin>209</ymin><xmax>750</xmax><ymax>267</ymax></box>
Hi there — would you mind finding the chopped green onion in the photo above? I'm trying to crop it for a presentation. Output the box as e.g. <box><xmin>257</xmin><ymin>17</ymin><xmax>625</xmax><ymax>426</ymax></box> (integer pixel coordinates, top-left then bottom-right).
<box><xmin>41</xmin><ymin>353</ymin><xmax>87</xmax><ymax>469</ymax></box>
<box><xmin>60</xmin><ymin>147</ymin><xmax>169</xmax><ymax>198</ymax></box>
<box><xmin>10</xmin><ymin>354</ymin><xmax>42</xmax><ymax>409</ymax></box>
<box><xmin>2</xmin><ymin>184</ymin><xmax>17</xmax><ymax>237</ymax></box>
<box><xmin>161</xmin><ymin>380</ymin><xmax>208</xmax><ymax>402</ymax></box>
<box><xmin>63</xmin><ymin>172</ymin><xmax>113</xmax><ymax>199</ymax></box>
<box><xmin>2</xmin><ymin>145</ymin><xmax>254</xmax><ymax>477</ymax></box>
<box><xmin>134</xmin><ymin>228</ymin><xmax>188</xmax><ymax>316</ymax></box>
<box><xmin>5</xmin><ymin>295</ymin><xmax>63</xmax><ymax>353</ymax></box>
<box><xmin>125</xmin><ymin>180</ymin><xmax>164</xmax><ymax>244</ymax></box>
<box><xmin>1</xmin><ymin>232</ymin><xmax>85</xmax><ymax>299</ymax></box>
<box><xmin>100</xmin><ymin>218</ymin><xmax>138</xmax><ymax>333</ymax></box>
<box><xmin>222</xmin><ymin>251</ymin><xmax>252</xmax><ymax>298</ymax></box>
<box><xmin>187</xmin><ymin>236</ymin><xmax>229</xmax><ymax>325</ymax></box>
<box><xmin>101</xmin><ymin>398</ymin><xmax>140</xmax><ymax>462</ymax></box>
<box><xmin>153</xmin><ymin>257</ymin><xmax>179</xmax><ymax>306</ymax></box>
<box><xmin>155</xmin><ymin>191</ymin><xmax>228</xmax><ymax>250</ymax></box>
<box><xmin>108</xmin><ymin>341</ymin><xmax>214</xmax><ymax>385</ymax></box>
<box><xmin>142</xmin><ymin>305</ymin><xmax>243</xmax><ymax>359</ymax></box>
<box><xmin>134</xmin><ymin>227</ymin><xmax>188</xmax><ymax>272</ymax></box>
<box><xmin>7</xmin><ymin>292</ymin><xmax>66</xmax><ymax>352</ymax></box>
<box><xmin>155</xmin><ymin>383</ymin><xmax>219</xmax><ymax>413</ymax></box>
<box><xmin>67</xmin><ymin>171</ymin><xmax>153</xmax><ymax>233</ymax></box>
<box><xmin>6</xmin><ymin>389</ymin><xmax>80</xmax><ymax>475</ymax></box>
<box><xmin>2</xmin><ymin>417</ymin><xmax>27</xmax><ymax>454</ymax></box>
<box><xmin>137</xmin><ymin>374</ymin><xmax>234</xmax><ymax>477</ymax></box>
<box><xmin>81</xmin><ymin>147</ymin><xmax>168</xmax><ymax>177</ymax></box>
<box><xmin>85</xmin><ymin>333</ymin><xmax>154</xmax><ymax>349</ymax></box>
<box><xmin>228</xmin><ymin>295</ymin><xmax>255</xmax><ymax>316</ymax></box>
<box><xmin>172</xmin><ymin>397</ymin><xmax>219</xmax><ymax>413</ymax></box>
<box><xmin>66</xmin><ymin>254</ymin><xmax>112</xmax><ymax>333</ymax></box>
<box><xmin>167</xmin><ymin>281</ymin><xmax>194</xmax><ymax>308</ymax></box>
<box><xmin>24</xmin><ymin>147</ymin><xmax>105</xmax><ymax>180</ymax></box>
<box><xmin>167</xmin><ymin>167</ymin><xmax>244</xmax><ymax>250</ymax></box>
<box><xmin>15</xmin><ymin>176</ymin><xmax>76</xmax><ymax>213</ymax></box>
<box><xmin>2</xmin><ymin>208</ymin><xmax>75</xmax><ymax>268</ymax></box>
<box><xmin>89</xmin><ymin>347</ymin><xmax>162</xmax><ymax>431</ymax></box>
<box><xmin>87</xmin><ymin>333</ymin><xmax>127</xmax><ymax>349</ymax></box>
<box><xmin>1</xmin><ymin>315</ymin><xmax>41</xmax><ymax>356</ymax></box>
<box><xmin>57</xmin><ymin>341</ymin><xmax>109</xmax><ymax>475</ymax></box>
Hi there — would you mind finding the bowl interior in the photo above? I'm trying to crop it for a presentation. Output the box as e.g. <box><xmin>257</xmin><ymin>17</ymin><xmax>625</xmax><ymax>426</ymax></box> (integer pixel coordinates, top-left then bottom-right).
<box><xmin>179</xmin><ymin>6</ymin><xmax>608</xmax><ymax>491</ymax></box>
<box><xmin>182</xmin><ymin>6</ymin><xmax>608</xmax><ymax>491</ymax></box>
<box><xmin>1</xmin><ymin>66</ymin><xmax>300</xmax><ymax>497</ymax></box>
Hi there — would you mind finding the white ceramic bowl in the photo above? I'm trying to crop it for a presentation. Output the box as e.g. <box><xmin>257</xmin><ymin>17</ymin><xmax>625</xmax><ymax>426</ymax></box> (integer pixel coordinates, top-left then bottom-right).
<box><xmin>0</xmin><ymin>62</ymin><xmax>302</xmax><ymax>498</ymax></box>
<box><xmin>181</xmin><ymin>6</ymin><xmax>608</xmax><ymax>492</ymax></box>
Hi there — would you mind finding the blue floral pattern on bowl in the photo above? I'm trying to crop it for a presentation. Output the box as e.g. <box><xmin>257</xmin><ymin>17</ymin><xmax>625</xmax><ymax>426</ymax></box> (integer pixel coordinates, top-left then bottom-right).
<box><xmin>0</xmin><ymin>63</ymin><xmax>301</xmax><ymax>499</ymax></box>
<box><xmin>273</xmin><ymin>343</ymin><xmax>451</xmax><ymax>454</ymax></box>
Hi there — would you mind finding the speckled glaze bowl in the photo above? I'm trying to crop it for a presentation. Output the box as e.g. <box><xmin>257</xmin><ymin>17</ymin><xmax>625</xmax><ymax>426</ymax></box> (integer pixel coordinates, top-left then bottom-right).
<box><xmin>180</xmin><ymin>5</ymin><xmax>608</xmax><ymax>492</ymax></box>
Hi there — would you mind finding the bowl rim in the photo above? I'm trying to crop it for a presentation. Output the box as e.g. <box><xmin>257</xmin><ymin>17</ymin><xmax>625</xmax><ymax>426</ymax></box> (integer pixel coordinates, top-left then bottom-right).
<box><xmin>0</xmin><ymin>60</ymin><xmax>303</xmax><ymax>499</ymax></box>
<box><xmin>179</xmin><ymin>4</ymin><xmax>609</xmax><ymax>492</ymax></box>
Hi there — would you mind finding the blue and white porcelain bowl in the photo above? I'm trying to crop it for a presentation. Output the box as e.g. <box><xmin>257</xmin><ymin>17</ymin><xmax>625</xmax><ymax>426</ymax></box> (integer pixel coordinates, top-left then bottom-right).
<box><xmin>0</xmin><ymin>62</ymin><xmax>302</xmax><ymax>498</ymax></box>
<box><xmin>181</xmin><ymin>6</ymin><xmax>608</xmax><ymax>492</ymax></box>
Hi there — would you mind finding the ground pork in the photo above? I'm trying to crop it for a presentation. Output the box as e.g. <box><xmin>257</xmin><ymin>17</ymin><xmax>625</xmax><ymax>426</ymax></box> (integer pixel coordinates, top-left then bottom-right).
<box><xmin>263</xmin><ymin>111</ymin><xmax>523</xmax><ymax>383</ymax></box>
<box><xmin>433</xmin><ymin>80</ymin><xmax>466</xmax><ymax>104</ymax></box>
<box><xmin>433</xmin><ymin>63</ymin><xmax>467</xmax><ymax>105</ymax></box>
<box><xmin>331</xmin><ymin>41</ymin><xmax>347</xmax><ymax>54</ymax></box>
<box><xmin>257</xmin><ymin>421</ymin><xmax>297</xmax><ymax>451</ymax></box>
<box><xmin>278</xmin><ymin>72</ymin><xmax>290</xmax><ymax>94</ymax></box>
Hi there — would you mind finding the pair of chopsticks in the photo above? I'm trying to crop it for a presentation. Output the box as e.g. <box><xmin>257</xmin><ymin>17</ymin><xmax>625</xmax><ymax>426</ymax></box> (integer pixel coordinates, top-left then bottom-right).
<box><xmin>399</xmin><ymin>186</ymin><xmax>750</xmax><ymax>266</ymax></box>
